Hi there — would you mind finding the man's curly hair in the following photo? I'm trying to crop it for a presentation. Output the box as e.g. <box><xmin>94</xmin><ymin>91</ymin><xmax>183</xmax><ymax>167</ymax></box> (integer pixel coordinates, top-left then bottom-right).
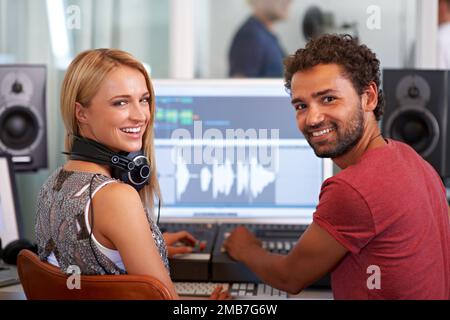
<box><xmin>284</xmin><ymin>34</ymin><xmax>384</xmax><ymax>121</ymax></box>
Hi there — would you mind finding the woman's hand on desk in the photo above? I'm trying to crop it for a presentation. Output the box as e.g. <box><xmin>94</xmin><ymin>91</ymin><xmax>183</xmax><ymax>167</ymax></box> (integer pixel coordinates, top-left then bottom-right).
<box><xmin>209</xmin><ymin>285</ymin><xmax>232</xmax><ymax>300</ymax></box>
<box><xmin>162</xmin><ymin>231</ymin><xmax>197</xmax><ymax>258</ymax></box>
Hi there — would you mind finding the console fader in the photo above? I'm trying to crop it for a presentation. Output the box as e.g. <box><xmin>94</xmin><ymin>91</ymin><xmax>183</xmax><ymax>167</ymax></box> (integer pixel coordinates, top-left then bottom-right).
<box><xmin>159</xmin><ymin>222</ymin><xmax>218</xmax><ymax>281</ymax></box>
<box><xmin>160</xmin><ymin>222</ymin><xmax>330</xmax><ymax>288</ymax></box>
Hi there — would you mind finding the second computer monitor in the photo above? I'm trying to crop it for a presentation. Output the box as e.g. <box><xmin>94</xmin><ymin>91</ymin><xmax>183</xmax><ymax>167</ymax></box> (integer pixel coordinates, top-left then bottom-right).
<box><xmin>152</xmin><ymin>79</ymin><xmax>333</xmax><ymax>224</ymax></box>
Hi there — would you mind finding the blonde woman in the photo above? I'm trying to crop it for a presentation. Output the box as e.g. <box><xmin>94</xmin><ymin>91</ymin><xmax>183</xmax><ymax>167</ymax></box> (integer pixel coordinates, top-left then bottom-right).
<box><xmin>35</xmin><ymin>49</ymin><xmax>229</xmax><ymax>299</ymax></box>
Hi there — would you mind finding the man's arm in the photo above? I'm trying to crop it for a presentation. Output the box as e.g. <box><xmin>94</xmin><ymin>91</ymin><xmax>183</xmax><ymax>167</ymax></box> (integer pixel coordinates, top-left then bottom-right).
<box><xmin>224</xmin><ymin>222</ymin><xmax>348</xmax><ymax>294</ymax></box>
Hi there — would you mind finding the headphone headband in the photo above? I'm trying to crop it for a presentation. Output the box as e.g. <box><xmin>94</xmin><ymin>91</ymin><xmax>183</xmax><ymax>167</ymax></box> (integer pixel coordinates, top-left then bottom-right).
<box><xmin>63</xmin><ymin>135</ymin><xmax>150</xmax><ymax>191</ymax></box>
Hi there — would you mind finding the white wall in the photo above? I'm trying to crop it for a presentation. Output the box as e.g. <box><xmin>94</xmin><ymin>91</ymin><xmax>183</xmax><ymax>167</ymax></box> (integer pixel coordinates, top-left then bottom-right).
<box><xmin>117</xmin><ymin>0</ymin><xmax>170</xmax><ymax>77</ymax></box>
<box><xmin>70</xmin><ymin>0</ymin><xmax>170</xmax><ymax>77</ymax></box>
<box><xmin>204</xmin><ymin>0</ymin><xmax>418</xmax><ymax>78</ymax></box>
<box><xmin>205</xmin><ymin>0</ymin><xmax>251</xmax><ymax>78</ymax></box>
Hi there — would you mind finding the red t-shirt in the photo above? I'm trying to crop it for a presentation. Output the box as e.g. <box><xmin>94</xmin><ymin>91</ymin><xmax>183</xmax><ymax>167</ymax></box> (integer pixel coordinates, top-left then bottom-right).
<box><xmin>313</xmin><ymin>139</ymin><xmax>450</xmax><ymax>299</ymax></box>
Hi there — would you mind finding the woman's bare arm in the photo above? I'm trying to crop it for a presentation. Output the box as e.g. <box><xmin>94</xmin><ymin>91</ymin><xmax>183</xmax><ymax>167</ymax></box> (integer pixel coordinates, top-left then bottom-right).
<box><xmin>90</xmin><ymin>182</ymin><xmax>179</xmax><ymax>298</ymax></box>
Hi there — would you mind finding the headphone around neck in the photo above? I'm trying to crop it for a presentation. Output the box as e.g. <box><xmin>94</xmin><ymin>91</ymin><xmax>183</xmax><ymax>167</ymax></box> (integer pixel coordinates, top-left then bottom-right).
<box><xmin>64</xmin><ymin>136</ymin><xmax>162</xmax><ymax>275</ymax></box>
<box><xmin>64</xmin><ymin>135</ymin><xmax>151</xmax><ymax>191</ymax></box>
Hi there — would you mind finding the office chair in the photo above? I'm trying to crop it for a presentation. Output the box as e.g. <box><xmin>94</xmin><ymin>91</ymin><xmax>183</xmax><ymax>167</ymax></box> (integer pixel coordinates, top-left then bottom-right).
<box><xmin>16</xmin><ymin>249</ymin><xmax>174</xmax><ymax>300</ymax></box>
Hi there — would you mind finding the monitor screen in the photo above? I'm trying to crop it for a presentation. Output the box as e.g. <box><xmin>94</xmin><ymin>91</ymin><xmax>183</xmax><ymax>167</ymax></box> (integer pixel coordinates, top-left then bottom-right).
<box><xmin>153</xmin><ymin>79</ymin><xmax>333</xmax><ymax>224</ymax></box>
<box><xmin>0</xmin><ymin>154</ymin><xmax>20</xmax><ymax>245</ymax></box>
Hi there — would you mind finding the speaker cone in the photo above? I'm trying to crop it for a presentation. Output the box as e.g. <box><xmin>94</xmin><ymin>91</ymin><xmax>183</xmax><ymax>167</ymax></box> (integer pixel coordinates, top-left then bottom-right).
<box><xmin>0</xmin><ymin>105</ymin><xmax>40</xmax><ymax>150</ymax></box>
<box><xmin>386</xmin><ymin>107</ymin><xmax>439</xmax><ymax>158</ymax></box>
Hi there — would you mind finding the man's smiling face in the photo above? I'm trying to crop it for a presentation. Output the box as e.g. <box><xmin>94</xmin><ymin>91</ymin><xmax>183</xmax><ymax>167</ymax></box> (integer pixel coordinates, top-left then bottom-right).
<box><xmin>290</xmin><ymin>63</ymin><xmax>365</xmax><ymax>158</ymax></box>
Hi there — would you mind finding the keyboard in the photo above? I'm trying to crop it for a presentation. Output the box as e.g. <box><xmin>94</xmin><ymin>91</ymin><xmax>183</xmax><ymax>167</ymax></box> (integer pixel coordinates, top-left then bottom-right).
<box><xmin>0</xmin><ymin>263</ymin><xmax>19</xmax><ymax>288</ymax></box>
<box><xmin>175</xmin><ymin>282</ymin><xmax>288</xmax><ymax>299</ymax></box>
<box><xmin>219</xmin><ymin>234</ymin><xmax>297</xmax><ymax>254</ymax></box>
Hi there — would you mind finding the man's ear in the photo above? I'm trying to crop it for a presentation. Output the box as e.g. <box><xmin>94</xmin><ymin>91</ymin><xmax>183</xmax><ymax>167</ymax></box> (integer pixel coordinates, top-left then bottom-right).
<box><xmin>75</xmin><ymin>102</ymin><xmax>89</xmax><ymax>124</ymax></box>
<box><xmin>362</xmin><ymin>82</ymin><xmax>378</xmax><ymax>113</ymax></box>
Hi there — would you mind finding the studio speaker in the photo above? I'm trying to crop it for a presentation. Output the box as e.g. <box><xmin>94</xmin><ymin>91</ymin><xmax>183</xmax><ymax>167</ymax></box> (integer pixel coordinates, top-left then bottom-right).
<box><xmin>0</xmin><ymin>65</ymin><xmax>47</xmax><ymax>171</ymax></box>
<box><xmin>382</xmin><ymin>69</ymin><xmax>449</xmax><ymax>180</ymax></box>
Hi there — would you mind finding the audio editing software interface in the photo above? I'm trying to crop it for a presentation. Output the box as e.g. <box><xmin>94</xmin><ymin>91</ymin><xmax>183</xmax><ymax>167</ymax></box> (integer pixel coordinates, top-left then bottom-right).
<box><xmin>152</xmin><ymin>80</ymin><xmax>332</xmax><ymax>297</ymax></box>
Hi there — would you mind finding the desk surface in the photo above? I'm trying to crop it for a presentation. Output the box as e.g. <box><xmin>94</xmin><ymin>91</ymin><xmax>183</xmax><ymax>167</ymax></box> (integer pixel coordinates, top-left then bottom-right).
<box><xmin>0</xmin><ymin>284</ymin><xmax>26</xmax><ymax>300</ymax></box>
<box><xmin>0</xmin><ymin>283</ymin><xmax>333</xmax><ymax>300</ymax></box>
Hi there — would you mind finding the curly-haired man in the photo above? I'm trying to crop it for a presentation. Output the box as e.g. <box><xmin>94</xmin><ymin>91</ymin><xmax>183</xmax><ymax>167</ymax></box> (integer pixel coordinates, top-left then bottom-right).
<box><xmin>224</xmin><ymin>34</ymin><xmax>450</xmax><ymax>299</ymax></box>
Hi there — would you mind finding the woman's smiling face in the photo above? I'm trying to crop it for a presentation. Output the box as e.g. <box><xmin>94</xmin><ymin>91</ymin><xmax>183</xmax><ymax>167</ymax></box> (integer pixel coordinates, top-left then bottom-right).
<box><xmin>76</xmin><ymin>65</ymin><xmax>151</xmax><ymax>153</ymax></box>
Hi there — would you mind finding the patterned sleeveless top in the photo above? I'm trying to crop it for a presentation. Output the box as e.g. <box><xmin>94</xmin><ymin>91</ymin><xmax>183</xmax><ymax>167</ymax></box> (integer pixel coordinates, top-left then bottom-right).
<box><xmin>35</xmin><ymin>167</ymin><xmax>169</xmax><ymax>275</ymax></box>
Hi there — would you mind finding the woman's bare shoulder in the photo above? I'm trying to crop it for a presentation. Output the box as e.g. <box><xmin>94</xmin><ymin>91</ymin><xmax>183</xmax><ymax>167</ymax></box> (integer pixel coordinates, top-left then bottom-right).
<box><xmin>94</xmin><ymin>182</ymin><xmax>144</xmax><ymax>215</ymax></box>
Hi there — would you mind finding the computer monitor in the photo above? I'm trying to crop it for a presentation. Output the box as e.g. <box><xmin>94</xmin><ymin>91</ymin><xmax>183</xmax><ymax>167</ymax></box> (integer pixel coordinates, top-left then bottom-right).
<box><xmin>0</xmin><ymin>154</ymin><xmax>21</xmax><ymax>245</ymax></box>
<box><xmin>153</xmin><ymin>79</ymin><xmax>333</xmax><ymax>224</ymax></box>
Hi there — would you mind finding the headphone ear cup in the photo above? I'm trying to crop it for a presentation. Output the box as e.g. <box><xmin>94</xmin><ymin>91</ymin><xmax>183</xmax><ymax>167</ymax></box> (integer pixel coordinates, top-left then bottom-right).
<box><xmin>111</xmin><ymin>153</ymin><xmax>151</xmax><ymax>191</ymax></box>
<box><xmin>2</xmin><ymin>239</ymin><xmax>38</xmax><ymax>265</ymax></box>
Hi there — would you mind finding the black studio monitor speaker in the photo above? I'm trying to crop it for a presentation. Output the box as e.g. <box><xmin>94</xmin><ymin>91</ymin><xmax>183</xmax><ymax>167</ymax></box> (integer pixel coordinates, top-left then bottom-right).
<box><xmin>382</xmin><ymin>69</ymin><xmax>450</xmax><ymax>180</ymax></box>
<box><xmin>0</xmin><ymin>65</ymin><xmax>47</xmax><ymax>171</ymax></box>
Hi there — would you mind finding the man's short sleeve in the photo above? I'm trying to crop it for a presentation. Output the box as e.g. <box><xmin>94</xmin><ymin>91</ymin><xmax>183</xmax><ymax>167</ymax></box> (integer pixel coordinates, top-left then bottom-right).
<box><xmin>313</xmin><ymin>178</ymin><xmax>376</xmax><ymax>254</ymax></box>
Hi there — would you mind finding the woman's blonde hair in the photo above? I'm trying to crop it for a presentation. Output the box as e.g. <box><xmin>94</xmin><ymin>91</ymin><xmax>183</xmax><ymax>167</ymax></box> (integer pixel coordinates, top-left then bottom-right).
<box><xmin>60</xmin><ymin>48</ymin><xmax>160</xmax><ymax>209</ymax></box>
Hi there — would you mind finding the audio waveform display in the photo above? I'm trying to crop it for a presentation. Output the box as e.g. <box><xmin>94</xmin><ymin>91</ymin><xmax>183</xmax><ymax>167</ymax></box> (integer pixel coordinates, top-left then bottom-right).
<box><xmin>173</xmin><ymin>150</ymin><xmax>275</xmax><ymax>202</ymax></box>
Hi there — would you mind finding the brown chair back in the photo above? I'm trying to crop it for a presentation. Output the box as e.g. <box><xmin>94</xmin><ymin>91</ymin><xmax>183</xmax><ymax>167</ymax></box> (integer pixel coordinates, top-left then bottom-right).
<box><xmin>17</xmin><ymin>249</ymin><xmax>174</xmax><ymax>300</ymax></box>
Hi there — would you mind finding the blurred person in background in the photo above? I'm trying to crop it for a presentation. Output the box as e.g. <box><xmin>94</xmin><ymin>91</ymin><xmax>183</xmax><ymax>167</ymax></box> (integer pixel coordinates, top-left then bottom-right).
<box><xmin>228</xmin><ymin>0</ymin><xmax>292</xmax><ymax>77</ymax></box>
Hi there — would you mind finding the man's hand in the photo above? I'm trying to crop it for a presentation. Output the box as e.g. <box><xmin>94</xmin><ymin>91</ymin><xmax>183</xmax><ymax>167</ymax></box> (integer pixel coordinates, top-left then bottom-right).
<box><xmin>223</xmin><ymin>226</ymin><xmax>262</xmax><ymax>261</ymax></box>
<box><xmin>162</xmin><ymin>231</ymin><xmax>197</xmax><ymax>258</ymax></box>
